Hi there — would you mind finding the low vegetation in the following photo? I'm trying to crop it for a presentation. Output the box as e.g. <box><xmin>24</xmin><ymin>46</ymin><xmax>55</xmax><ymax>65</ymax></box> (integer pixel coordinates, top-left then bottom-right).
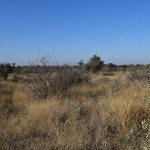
<box><xmin>0</xmin><ymin>56</ymin><xmax>150</xmax><ymax>150</ymax></box>
<box><xmin>0</xmin><ymin>63</ymin><xmax>14</xmax><ymax>80</ymax></box>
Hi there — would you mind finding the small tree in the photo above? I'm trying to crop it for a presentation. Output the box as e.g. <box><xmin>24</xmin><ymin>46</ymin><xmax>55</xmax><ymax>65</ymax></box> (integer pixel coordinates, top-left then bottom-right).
<box><xmin>0</xmin><ymin>63</ymin><xmax>13</xmax><ymax>80</ymax></box>
<box><xmin>12</xmin><ymin>63</ymin><xmax>16</xmax><ymax>68</ymax></box>
<box><xmin>85</xmin><ymin>55</ymin><xmax>104</xmax><ymax>72</ymax></box>
<box><xmin>78</xmin><ymin>60</ymin><xmax>84</xmax><ymax>67</ymax></box>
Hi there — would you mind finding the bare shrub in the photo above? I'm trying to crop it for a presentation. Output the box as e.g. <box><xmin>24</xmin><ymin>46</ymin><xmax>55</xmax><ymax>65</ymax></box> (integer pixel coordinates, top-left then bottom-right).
<box><xmin>21</xmin><ymin>58</ymin><xmax>88</xmax><ymax>99</ymax></box>
<box><xmin>128</xmin><ymin>68</ymin><xmax>150</xmax><ymax>88</ymax></box>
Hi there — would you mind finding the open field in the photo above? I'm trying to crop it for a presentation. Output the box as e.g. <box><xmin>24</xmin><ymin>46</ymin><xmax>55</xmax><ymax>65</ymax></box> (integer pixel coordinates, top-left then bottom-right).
<box><xmin>1</xmin><ymin>0</ymin><xmax>150</xmax><ymax>149</ymax></box>
<box><xmin>0</xmin><ymin>72</ymin><xmax>150</xmax><ymax>150</ymax></box>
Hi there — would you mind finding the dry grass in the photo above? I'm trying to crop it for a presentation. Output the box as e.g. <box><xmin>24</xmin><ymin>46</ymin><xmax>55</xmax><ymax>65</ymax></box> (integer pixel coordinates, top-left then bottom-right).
<box><xmin>0</xmin><ymin>73</ymin><xmax>150</xmax><ymax>150</ymax></box>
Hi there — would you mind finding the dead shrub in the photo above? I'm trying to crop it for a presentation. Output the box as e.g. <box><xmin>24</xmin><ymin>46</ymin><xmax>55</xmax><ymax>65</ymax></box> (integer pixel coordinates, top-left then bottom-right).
<box><xmin>128</xmin><ymin>68</ymin><xmax>150</xmax><ymax>87</ymax></box>
<box><xmin>21</xmin><ymin>60</ymin><xmax>88</xmax><ymax>99</ymax></box>
<box><xmin>19</xmin><ymin>57</ymin><xmax>88</xmax><ymax>99</ymax></box>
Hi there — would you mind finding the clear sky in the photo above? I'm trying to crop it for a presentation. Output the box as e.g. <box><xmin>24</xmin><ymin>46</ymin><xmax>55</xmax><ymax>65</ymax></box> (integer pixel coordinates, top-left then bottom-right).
<box><xmin>0</xmin><ymin>0</ymin><xmax>150</xmax><ymax>65</ymax></box>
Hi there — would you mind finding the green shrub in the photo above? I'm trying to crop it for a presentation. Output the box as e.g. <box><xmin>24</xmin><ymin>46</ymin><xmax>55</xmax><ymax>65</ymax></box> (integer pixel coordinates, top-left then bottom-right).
<box><xmin>85</xmin><ymin>55</ymin><xmax>104</xmax><ymax>72</ymax></box>
<box><xmin>0</xmin><ymin>63</ymin><xmax>13</xmax><ymax>80</ymax></box>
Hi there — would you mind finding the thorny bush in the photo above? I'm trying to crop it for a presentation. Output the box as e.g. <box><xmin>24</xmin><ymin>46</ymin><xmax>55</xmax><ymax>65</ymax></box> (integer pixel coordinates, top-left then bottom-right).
<box><xmin>21</xmin><ymin>65</ymin><xmax>88</xmax><ymax>99</ymax></box>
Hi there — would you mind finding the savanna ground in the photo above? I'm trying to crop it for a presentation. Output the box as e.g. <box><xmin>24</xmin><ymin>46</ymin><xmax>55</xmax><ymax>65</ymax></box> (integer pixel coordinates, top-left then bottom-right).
<box><xmin>0</xmin><ymin>71</ymin><xmax>150</xmax><ymax>150</ymax></box>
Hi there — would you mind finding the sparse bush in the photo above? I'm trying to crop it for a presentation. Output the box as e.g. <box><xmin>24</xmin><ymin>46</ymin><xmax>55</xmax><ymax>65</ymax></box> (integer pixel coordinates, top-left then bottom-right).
<box><xmin>103</xmin><ymin>63</ymin><xmax>117</xmax><ymax>73</ymax></box>
<box><xmin>10</xmin><ymin>73</ymin><xmax>20</xmax><ymax>82</ymax></box>
<box><xmin>0</xmin><ymin>63</ymin><xmax>13</xmax><ymax>80</ymax></box>
<box><xmin>128</xmin><ymin>68</ymin><xmax>150</xmax><ymax>87</ymax></box>
<box><xmin>21</xmin><ymin>58</ymin><xmax>88</xmax><ymax>99</ymax></box>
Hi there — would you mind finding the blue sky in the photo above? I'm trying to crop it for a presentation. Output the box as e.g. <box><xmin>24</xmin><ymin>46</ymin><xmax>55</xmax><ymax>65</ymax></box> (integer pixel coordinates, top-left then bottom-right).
<box><xmin>0</xmin><ymin>0</ymin><xmax>150</xmax><ymax>65</ymax></box>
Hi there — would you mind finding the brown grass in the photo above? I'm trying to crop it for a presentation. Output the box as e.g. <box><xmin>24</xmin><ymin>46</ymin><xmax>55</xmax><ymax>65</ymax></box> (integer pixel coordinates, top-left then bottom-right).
<box><xmin>0</xmin><ymin>73</ymin><xmax>150</xmax><ymax>150</ymax></box>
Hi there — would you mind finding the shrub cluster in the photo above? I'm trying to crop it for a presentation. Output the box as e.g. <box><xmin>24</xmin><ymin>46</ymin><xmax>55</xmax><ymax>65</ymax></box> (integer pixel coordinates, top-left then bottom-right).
<box><xmin>0</xmin><ymin>63</ymin><xmax>13</xmax><ymax>80</ymax></box>
<box><xmin>21</xmin><ymin>65</ymin><xmax>88</xmax><ymax>99</ymax></box>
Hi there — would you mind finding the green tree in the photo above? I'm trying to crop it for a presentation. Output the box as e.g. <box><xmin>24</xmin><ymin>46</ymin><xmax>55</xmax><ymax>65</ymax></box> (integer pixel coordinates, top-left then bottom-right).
<box><xmin>0</xmin><ymin>63</ymin><xmax>13</xmax><ymax>80</ymax></box>
<box><xmin>78</xmin><ymin>60</ymin><xmax>84</xmax><ymax>67</ymax></box>
<box><xmin>85</xmin><ymin>55</ymin><xmax>104</xmax><ymax>72</ymax></box>
<box><xmin>12</xmin><ymin>63</ymin><xmax>16</xmax><ymax>68</ymax></box>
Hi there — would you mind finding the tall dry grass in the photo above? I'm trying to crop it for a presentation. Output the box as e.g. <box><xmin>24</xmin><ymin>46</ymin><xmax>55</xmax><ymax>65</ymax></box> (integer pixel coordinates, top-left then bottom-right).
<box><xmin>0</xmin><ymin>73</ymin><xmax>150</xmax><ymax>150</ymax></box>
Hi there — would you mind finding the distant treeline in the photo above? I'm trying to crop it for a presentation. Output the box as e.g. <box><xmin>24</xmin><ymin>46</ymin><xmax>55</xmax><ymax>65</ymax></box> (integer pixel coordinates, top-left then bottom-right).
<box><xmin>0</xmin><ymin>55</ymin><xmax>150</xmax><ymax>80</ymax></box>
